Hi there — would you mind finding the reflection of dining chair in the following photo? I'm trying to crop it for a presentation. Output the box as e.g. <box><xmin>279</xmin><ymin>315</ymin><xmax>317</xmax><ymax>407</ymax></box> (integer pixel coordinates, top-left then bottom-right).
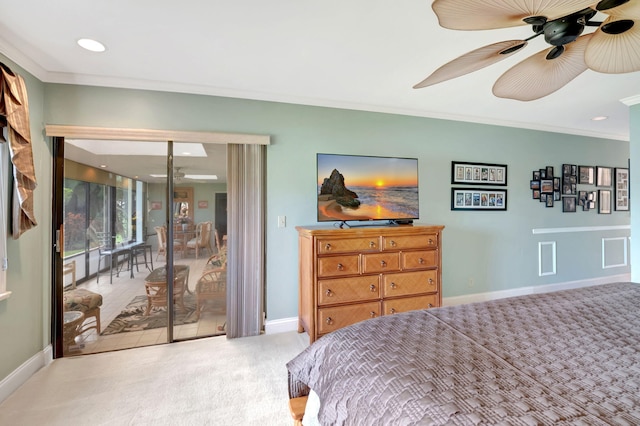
<box><xmin>214</xmin><ymin>228</ymin><xmax>227</xmax><ymax>253</ymax></box>
<box><xmin>143</xmin><ymin>265</ymin><xmax>190</xmax><ymax>315</ymax></box>
<box><xmin>154</xmin><ymin>226</ymin><xmax>166</xmax><ymax>261</ymax></box>
<box><xmin>186</xmin><ymin>221</ymin><xmax>213</xmax><ymax>258</ymax></box>
<box><xmin>195</xmin><ymin>268</ymin><xmax>226</xmax><ymax>320</ymax></box>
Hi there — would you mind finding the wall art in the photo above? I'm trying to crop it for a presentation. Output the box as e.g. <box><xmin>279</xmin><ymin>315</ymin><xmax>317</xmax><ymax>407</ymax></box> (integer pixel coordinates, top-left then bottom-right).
<box><xmin>452</xmin><ymin>161</ymin><xmax>507</xmax><ymax>186</ymax></box>
<box><xmin>451</xmin><ymin>187</ymin><xmax>507</xmax><ymax>211</ymax></box>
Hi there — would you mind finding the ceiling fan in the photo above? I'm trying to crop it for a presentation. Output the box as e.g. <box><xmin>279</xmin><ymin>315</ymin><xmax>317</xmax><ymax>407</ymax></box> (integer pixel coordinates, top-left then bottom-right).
<box><xmin>413</xmin><ymin>0</ymin><xmax>640</xmax><ymax>101</ymax></box>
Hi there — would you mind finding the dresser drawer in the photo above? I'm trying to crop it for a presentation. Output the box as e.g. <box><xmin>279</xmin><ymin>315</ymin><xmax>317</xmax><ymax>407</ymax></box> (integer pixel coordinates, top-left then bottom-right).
<box><xmin>317</xmin><ymin>302</ymin><xmax>381</xmax><ymax>335</ymax></box>
<box><xmin>402</xmin><ymin>250</ymin><xmax>437</xmax><ymax>270</ymax></box>
<box><xmin>382</xmin><ymin>270</ymin><xmax>438</xmax><ymax>297</ymax></box>
<box><xmin>318</xmin><ymin>276</ymin><xmax>380</xmax><ymax>306</ymax></box>
<box><xmin>362</xmin><ymin>252</ymin><xmax>400</xmax><ymax>274</ymax></box>
<box><xmin>382</xmin><ymin>294</ymin><xmax>439</xmax><ymax>315</ymax></box>
<box><xmin>317</xmin><ymin>237</ymin><xmax>380</xmax><ymax>254</ymax></box>
<box><xmin>382</xmin><ymin>234</ymin><xmax>438</xmax><ymax>251</ymax></box>
<box><xmin>317</xmin><ymin>255</ymin><xmax>360</xmax><ymax>278</ymax></box>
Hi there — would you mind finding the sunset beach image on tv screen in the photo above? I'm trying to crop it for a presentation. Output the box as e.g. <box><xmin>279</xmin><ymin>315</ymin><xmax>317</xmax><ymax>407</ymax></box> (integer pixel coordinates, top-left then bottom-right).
<box><xmin>317</xmin><ymin>154</ymin><xmax>419</xmax><ymax>222</ymax></box>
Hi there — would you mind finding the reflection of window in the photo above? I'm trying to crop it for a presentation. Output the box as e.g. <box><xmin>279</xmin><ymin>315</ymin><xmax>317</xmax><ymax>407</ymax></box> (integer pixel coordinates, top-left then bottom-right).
<box><xmin>0</xmin><ymin>140</ymin><xmax>9</xmax><ymax>299</ymax></box>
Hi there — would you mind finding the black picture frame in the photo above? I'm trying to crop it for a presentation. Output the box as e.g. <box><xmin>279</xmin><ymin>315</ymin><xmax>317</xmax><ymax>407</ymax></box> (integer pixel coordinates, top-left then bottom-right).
<box><xmin>451</xmin><ymin>187</ymin><xmax>507</xmax><ymax>211</ymax></box>
<box><xmin>562</xmin><ymin>163</ymin><xmax>577</xmax><ymax>195</ymax></box>
<box><xmin>540</xmin><ymin>179</ymin><xmax>553</xmax><ymax>194</ymax></box>
<box><xmin>562</xmin><ymin>196</ymin><xmax>576</xmax><ymax>212</ymax></box>
<box><xmin>614</xmin><ymin>167</ymin><xmax>629</xmax><ymax>211</ymax></box>
<box><xmin>599</xmin><ymin>189</ymin><xmax>612</xmax><ymax>214</ymax></box>
<box><xmin>451</xmin><ymin>161</ymin><xmax>507</xmax><ymax>186</ymax></box>
<box><xmin>596</xmin><ymin>166</ymin><xmax>612</xmax><ymax>187</ymax></box>
<box><xmin>578</xmin><ymin>165</ymin><xmax>594</xmax><ymax>185</ymax></box>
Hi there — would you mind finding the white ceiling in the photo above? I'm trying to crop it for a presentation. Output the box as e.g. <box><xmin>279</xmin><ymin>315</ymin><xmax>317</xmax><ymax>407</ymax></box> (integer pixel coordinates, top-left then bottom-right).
<box><xmin>1</xmin><ymin>0</ymin><xmax>639</xmax><ymax>144</ymax></box>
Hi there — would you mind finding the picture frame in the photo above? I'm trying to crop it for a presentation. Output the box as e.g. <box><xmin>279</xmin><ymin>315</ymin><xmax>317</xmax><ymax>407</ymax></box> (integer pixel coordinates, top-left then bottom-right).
<box><xmin>532</xmin><ymin>190</ymin><xmax>540</xmax><ymax>200</ymax></box>
<box><xmin>561</xmin><ymin>163</ymin><xmax>577</xmax><ymax>195</ymax></box>
<box><xmin>451</xmin><ymin>161</ymin><xmax>507</xmax><ymax>186</ymax></box>
<box><xmin>562</xmin><ymin>196</ymin><xmax>576</xmax><ymax>213</ymax></box>
<box><xmin>540</xmin><ymin>179</ymin><xmax>553</xmax><ymax>194</ymax></box>
<box><xmin>451</xmin><ymin>187</ymin><xmax>507</xmax><ymax>211</ymax></box>
<box><xmin>150</xmin><ymin>201</ymin><xmax>162</xmax><ymax>210</ymax></box>
<box><xmin>599</xmin><ymin>189</ymin><xmax>612</xmax><ymax>214</ymax></box>
<box><xmin>614</xmin><ymin>167</ymin><xmax>629</xmax><ymax>211</ymax></box>
<box><xmin>197</xmin><ymin>200</ymin><xmax>209</xmax><ymax>209</ymax></box>
<box><xmin>578</xmin><ymin>165</ymin><xmax>594</xmax><ymax>185</ymax></box>
<box><xmin>530</xmin><ymin>180</ymin><xmax>540</xmax><ymax>190</ymax></box>
<box><xmin>596</xmin><ymin>166</ymin><xmax>612</xmax><ymax>187</ymax></box>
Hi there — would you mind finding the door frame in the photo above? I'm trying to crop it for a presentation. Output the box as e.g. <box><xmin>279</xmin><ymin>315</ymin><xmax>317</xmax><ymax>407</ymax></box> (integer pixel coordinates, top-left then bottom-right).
<box><xmin>48</xmin><ymin>125</ymin><xmax>269</xmax><ymax>358</ymax></box>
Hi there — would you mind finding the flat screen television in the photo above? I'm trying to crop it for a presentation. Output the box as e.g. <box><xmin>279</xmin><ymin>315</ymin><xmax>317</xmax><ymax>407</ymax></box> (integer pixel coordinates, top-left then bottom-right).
<box><xmin>317</xmin><ymin>153</ymin><xmax>419</xmax><ymax>224</ymax></box>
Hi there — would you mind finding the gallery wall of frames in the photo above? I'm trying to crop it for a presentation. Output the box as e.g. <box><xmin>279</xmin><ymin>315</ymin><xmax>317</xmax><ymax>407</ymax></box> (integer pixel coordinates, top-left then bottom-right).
<box><xmin>529</xmin><ymin>163</ymin><xmax>629</xmax><ymax>213</ymax></box>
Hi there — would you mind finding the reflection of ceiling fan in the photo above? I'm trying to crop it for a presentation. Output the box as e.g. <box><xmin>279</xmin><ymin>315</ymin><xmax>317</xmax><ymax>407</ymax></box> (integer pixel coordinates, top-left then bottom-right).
<box><xmin>414</xmin><ymin>0</ymin><xmax>640</xmax><ymax>101</ymax></box>
<box><xmin>174</xmin><ymin>167</ymin><xmax>186</xmax><ymax>181</ymax></box>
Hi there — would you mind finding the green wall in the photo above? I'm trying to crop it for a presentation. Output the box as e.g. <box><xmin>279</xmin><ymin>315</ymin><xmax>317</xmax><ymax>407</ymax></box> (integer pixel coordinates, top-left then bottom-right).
<box><xmin>43</xmin><ymin>84</ymin><xmax>630</xmax><ymax>321</ymax></box>
<box><xmin>0</xmin><ymin>67</ymin><xmax>633</xmax><ymax>384</ymax></box>
<box><xmin>0</xmin><ymin>56</ymin><xmax>51</xmax><ymax>381</ymax></box>
<box><xmin>630</xmin><ymin>102</ymin><xmax>640</xmax><ymax>282</ymax></box>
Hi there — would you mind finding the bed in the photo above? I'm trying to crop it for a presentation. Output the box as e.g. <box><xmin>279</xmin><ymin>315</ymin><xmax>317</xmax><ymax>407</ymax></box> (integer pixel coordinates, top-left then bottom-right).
<box><xmin>287</xmin><ymin>282</ymin><xmax>640</xmax><ymax>425</ymax></box>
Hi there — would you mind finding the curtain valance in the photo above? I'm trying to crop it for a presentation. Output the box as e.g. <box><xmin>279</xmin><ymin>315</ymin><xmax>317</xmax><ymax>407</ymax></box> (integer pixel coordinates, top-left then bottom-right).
<box><xmin>0</xmin><ymin>62</ymin><xmax>37</xmax><ymax>238</ymax></box>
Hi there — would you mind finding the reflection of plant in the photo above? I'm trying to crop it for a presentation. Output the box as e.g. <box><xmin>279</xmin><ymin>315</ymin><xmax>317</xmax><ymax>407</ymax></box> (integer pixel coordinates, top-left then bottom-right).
<box><xmin>64</xmin><ymin>212</ymin><xmax>86</xmax><ymax>252</ymax></box>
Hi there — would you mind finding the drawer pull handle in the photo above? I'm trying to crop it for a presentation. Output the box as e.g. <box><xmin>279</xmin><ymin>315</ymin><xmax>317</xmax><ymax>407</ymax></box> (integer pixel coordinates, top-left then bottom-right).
<box><xmin>380</xmin><ymin>260</ymin><xmax>386</xmax><ymax>267</ymax></box>
<box><xmin>390</xmin><ymin>282</ymin><xmax>397</xmax><ymax>289</ymax></box>
<box><xmin>390</xmin><ymin>308</ymin><xmax>396</xmax><ymax>314</ymax></box>
<box><xmin>390</xmin><ymin>240</ymin><xmax>397</xmax><ymax>247</ymax></box>
<box><xmin>325</xmin><ymin>243</ymin><xmax>332</xmax><ymax>250</ymax></box>
<box><xmin>369</xmin><ymin>284</ymin><xmax>376</xmax><ymax>292</ymax></box>
<box><xmin>427</xmin><ymin>303</ymin><xmax>433</xmax><ymax>308</ymax></box>
<box><xmin>325</xmin><ymin>289</ymin><xmax>334</xmax><ymax>297</ymax></box>
<box><xmin>369</xmin><ymin>241</ymin><xmax>376</xmax><ymax>248</ymax></box>
<box><xmin>418</xmin><ymin>258</ymin><xmax>425</xmax><ymax>264</ymax></box>
<box><xmin>337</xmin><ymin>263</ymin><xmax>344</xmax><ymax>270</ymax></box>
<box><xmin>428</xmin><ymin>278</ymin><xmax>434</xmax><ymax>284</ymax></box>
<box><xmin>326</xmin><ymin>317</ymin><xmax>334</xmax><ymax>325</ymax></box>
<box><xmin>370</xmin><ymin>311</ymin><xmax>376</xmax><ymax>318</ymax></box>
<box><xmin>428</xmin><ymin>238</ymin><xmax>434</xmax><ymax>245</ymax></box>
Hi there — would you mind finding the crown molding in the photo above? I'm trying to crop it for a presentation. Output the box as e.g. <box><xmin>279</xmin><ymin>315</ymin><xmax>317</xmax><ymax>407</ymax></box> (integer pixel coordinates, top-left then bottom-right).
<box><xmin>622</xmin><ymin>94</ymin><xmax>640</xmax><ymax>106</ymax></box>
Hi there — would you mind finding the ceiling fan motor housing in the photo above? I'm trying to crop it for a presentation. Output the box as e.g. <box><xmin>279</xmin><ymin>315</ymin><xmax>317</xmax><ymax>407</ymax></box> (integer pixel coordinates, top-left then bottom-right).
<box><xmin>542</xmin><ymin>9</ymin><xmax>595</xmax><ymax>47</ymax></box>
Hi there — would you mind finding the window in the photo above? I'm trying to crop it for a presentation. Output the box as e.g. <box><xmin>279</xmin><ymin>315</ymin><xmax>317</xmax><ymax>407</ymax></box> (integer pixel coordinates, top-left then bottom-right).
<box><xmin>0</xmin><ymin>138</ymin><xmax>10</xmax><ymax>300</ymax></box>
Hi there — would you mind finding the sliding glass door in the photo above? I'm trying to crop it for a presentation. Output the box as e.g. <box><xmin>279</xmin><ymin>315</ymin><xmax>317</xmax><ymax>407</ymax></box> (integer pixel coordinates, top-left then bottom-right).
<box><xmin>56</xmin><ymin>137</ymin><xmax>228</xmax><ymax>357</ymax></box>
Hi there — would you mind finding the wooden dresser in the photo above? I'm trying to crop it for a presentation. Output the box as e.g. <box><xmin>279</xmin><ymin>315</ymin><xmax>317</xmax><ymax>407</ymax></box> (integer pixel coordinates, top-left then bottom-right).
<box><xmin>296</xmin><ymin>224</ymin><xmax>444</xmax><ymax>343</ymax></box>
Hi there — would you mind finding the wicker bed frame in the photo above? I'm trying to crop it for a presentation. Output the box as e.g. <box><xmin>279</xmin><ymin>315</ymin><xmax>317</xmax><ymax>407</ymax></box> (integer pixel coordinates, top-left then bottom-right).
<box><xmin>287</xmin><ymin>282</ymin><xmax>640</xmax><ymax>425</ymax></box>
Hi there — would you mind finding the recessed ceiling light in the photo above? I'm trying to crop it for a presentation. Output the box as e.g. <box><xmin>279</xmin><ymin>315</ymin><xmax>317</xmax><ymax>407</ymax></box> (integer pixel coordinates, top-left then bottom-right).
<box><xmin>77</xmin><ymin>38</ymin><xmax>106</xmax><ymax>52</ymax></box>
<box><xmin>592</xmin><ymin>116</ymin><xmax>608</xmax><ymax>121</ymax></box>
<box><xmin>99</xmin><ymin>164</ymin><xmax>107</xmax><ymax>168</ymax></box>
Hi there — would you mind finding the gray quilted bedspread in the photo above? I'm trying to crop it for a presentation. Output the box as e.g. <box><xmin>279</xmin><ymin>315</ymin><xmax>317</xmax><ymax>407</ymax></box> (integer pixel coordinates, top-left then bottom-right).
<box><xmin>286</xmin><ymin>282</ymin><xmax>640</xmax><ymax>425</ymax></box>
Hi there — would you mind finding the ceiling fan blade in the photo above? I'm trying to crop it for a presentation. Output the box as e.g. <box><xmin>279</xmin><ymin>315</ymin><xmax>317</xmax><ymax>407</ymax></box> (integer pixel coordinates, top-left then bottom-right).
<box><xmin>596</xmin><ymin>0</ymin><xmax>640</xmax><ymax>18</ymax></box>
<box><xmin>413</xmin><ymin>40</ymin><xmax>527</xmax><ymax>89</ymax></box>
<box><xmin>586</xmin><ymin>15</ymin><xmax>640</xmax><ymax>73</ymax></box>
<box><xmin>493</xmin><ymin>33</ymin><xmax>592</xmax><ymax>101</ymax></box>
<box><xmin>432</xmin><ymin>0</ymin><xmax>596</xmax><ymax>30</ymax></box>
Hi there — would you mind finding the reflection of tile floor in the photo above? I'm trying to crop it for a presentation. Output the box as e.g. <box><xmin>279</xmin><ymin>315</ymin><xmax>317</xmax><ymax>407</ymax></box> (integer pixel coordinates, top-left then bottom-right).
<box><xmin>66</xmin><ymin>252</ymin><xmax>226</xmax><ymax>356</ymax></box>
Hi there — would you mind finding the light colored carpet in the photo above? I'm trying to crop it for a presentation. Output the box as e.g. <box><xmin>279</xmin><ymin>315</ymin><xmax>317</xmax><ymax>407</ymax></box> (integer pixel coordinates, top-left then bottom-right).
<box><xmin>0</xmin><ymin>331</ymin><xmax>309</xmax><ymax>425</ymax></box>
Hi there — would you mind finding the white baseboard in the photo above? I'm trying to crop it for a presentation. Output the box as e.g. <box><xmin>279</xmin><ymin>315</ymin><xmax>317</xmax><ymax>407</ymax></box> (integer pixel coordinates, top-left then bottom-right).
<box><xmin>0</xmin><ymin>344</ymin><xmax>52</xmax><ymax>404</ymax></box>
<box><xmin>266</xmin><ymin>274</ymin><xmax>633</xmax><ymax>334</ymax></box>
<box><xmin>264</xmin><ymin>317</ymin><xmax>298</xmax><ymax>334</ymax></box>
<box><xmin>442</xmin><ymin>274</ymin><xmax>632</xmax><ymax>306</ymax></box>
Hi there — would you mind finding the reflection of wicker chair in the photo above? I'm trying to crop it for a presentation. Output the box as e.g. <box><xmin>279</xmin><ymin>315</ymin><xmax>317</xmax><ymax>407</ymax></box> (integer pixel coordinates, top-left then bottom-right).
<box><xmin>154</xmin><ymin>226</ymin><xmax>167</xmax><ymax>261</ymax></box>
<box><xmin>143</xmin><ymin>265</ymin><xmax>190</xmax><ymax>315</ymax></box>
<box><xmin>186</xmin><ymin>221</ymin><xmax>213</xmax><ymax>259</ymax></box>
<box><xmin>63</xmin><ymin>287</ymin><xmax>103</xmax><ymax>334</ymax></box>
<box><xmin>195</xmin><ymin>268</ymin><xmax>226</xmax><ymax>320</ymax></box>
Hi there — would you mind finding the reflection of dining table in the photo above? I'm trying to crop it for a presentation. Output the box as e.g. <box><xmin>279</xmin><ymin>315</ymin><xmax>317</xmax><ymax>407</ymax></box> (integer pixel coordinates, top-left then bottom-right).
<box><xmin>174</xmin><ymin>229</ymin><xmax>196</xmax><ymax>256</ymax></box>
<box><xmin>143</xmin><ymin>265</ymin><xmax>190</xmax><ymax>315</ymax></box>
